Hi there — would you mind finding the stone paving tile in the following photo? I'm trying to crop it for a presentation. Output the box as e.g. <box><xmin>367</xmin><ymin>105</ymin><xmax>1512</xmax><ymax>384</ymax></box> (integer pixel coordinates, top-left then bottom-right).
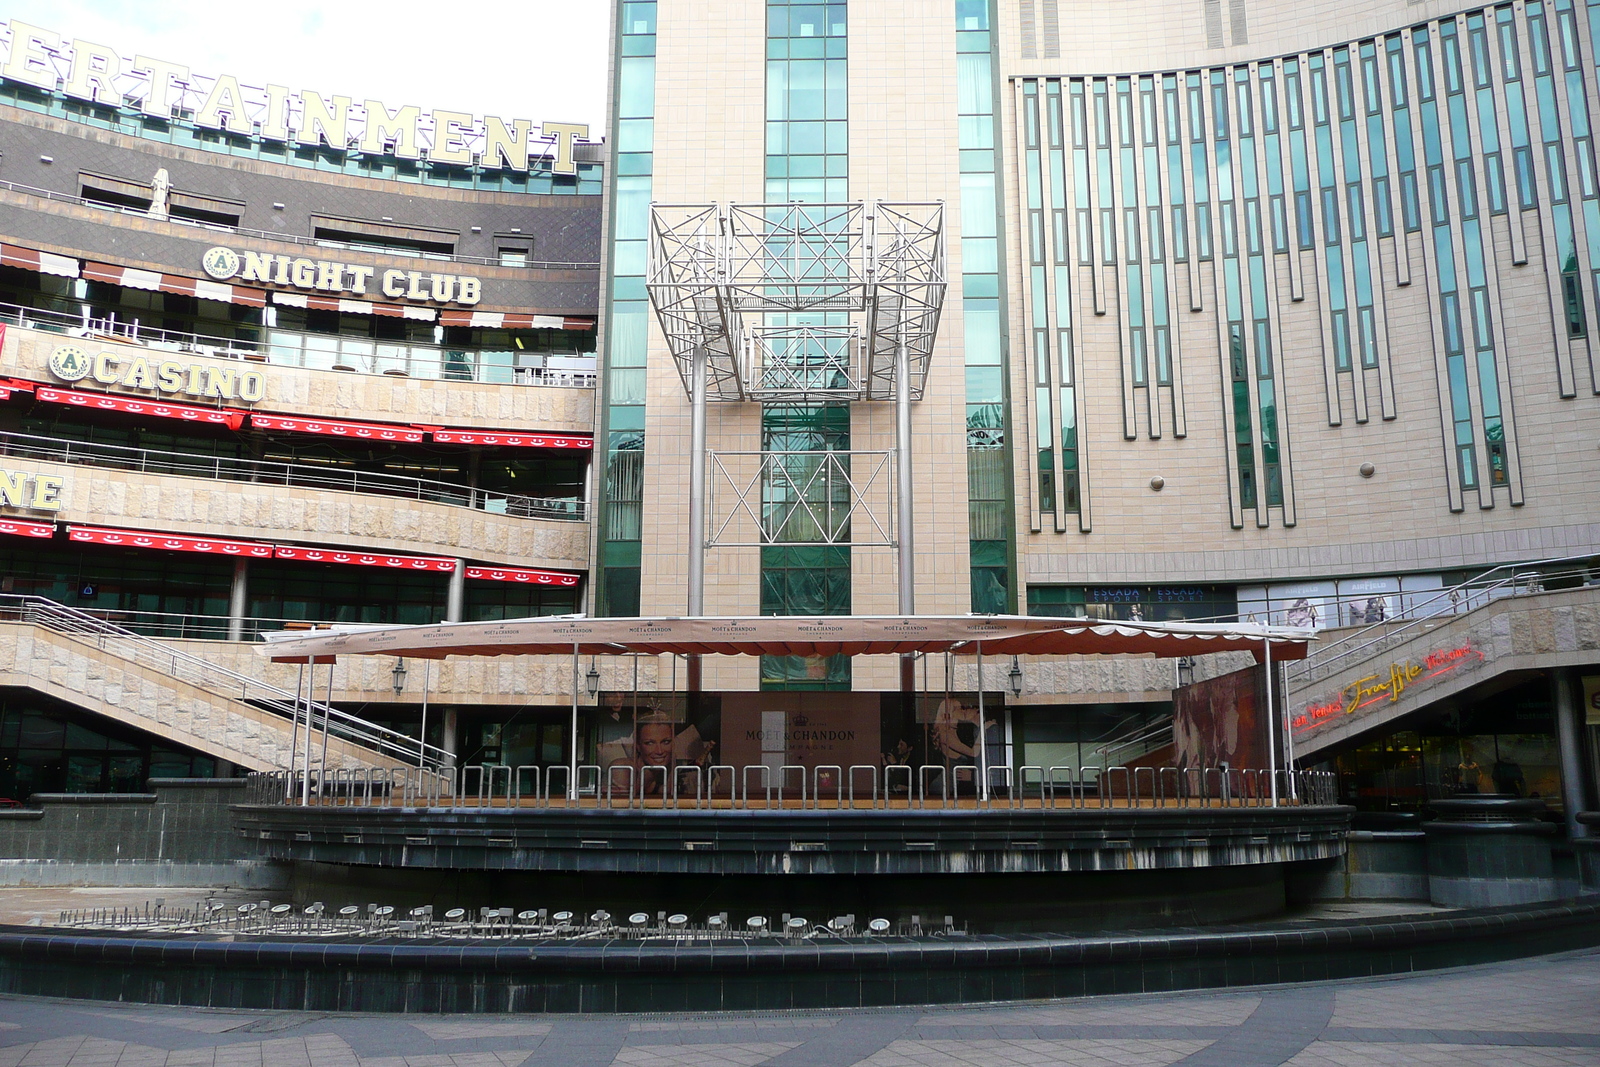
<box><xmin>856</xmin><ymin>1038</ymin><xmax>1212</xmax><ymax>1066</ymax></box>
<box><xmin>611</xmin><ymin>1042</ymin><xmax>801</xmax><ymax>1067</ymax></box>
<box><xmin>628</xmin><ymin>1020</ymin><xmax>836</xmax><ymax>1033</ymax></box>
<box><xmin>405</xmin><ymin>1026</ymin><xmax>551</xmax><ymax>1043</ymax></box>
<box><xmin>918</xmin><ymin>997</ymin><xmax>1260</xmax><ymax>1028</ymax></box>
<box><xmin>1285</xmin><ymin>1042</ymin><xmax>1600</xmax><ymax>1067</ymax></box>
<box><xmin>81</xmin><ymin>1018</ymin><xmax>252</xmax><ymax>1038</ymax></box>
<box><xmin>1329</xmin><ymin>960</ymin><xmax>1600</xmax><ymax>1032</ymax></box>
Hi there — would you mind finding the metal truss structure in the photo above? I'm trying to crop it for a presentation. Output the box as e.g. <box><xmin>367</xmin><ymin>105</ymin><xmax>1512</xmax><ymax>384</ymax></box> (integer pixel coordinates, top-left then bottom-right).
<box><xmin>647</xmin><ymin>201</ymin><xmax>946</xmax><ymax>403</ymax></box>
<box><xmin>706</xmin><ymin>450</ymin><xmax>896</xmax><ymax>547</ymax></box>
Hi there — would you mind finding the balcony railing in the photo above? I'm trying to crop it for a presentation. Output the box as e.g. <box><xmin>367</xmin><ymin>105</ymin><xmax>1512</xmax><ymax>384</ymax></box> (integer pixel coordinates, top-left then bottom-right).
<box><xmin>0</xmin><ymin>430</ymin><xmax>587</xmax><ymax>522</ymax></box>
<box><xmin>0</xmin><ymin>302</ymin><xmax>597</xmax><ymax>388</ymax></box>
<box><xmin>244</xmin><ymin>764</ymin><xmax>1340</xmax><ymax>810</ymax></box>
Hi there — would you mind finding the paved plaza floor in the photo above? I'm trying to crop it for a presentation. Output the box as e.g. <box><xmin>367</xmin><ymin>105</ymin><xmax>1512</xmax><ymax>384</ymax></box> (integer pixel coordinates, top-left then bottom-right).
<box><xmin>0</xmin><ymin>946</ymin><xmax>1595</xmax><ymax>1067</ymax></box>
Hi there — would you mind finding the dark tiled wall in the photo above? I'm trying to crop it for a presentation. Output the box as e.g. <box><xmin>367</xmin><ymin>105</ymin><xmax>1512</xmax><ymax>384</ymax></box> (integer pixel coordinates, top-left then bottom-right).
<box><xmin>0</xmin><ymin>779</ymin><xmax>250</xmax><ymax>864</ymax></box>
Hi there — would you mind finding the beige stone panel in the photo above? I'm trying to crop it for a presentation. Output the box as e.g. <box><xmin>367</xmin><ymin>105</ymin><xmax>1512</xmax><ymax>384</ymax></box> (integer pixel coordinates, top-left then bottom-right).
<box><xmin>2</xmin><ymin>325</ymin><xmax>595</xmax><ymax>433</ymax></box>
<box><xmin>1002</xmin><ymin>0</ymin><xmax>1478</xmax><ymax>80</ymax></box>
<box><xmin>0</xmin><ymin>621</ymin><xmax>392</xmax><ymax>771</ymax></box>
<box><xmin>27</xmin><ymin>459</ymin><xmax>589</xmax><ymax>568</ymax></box>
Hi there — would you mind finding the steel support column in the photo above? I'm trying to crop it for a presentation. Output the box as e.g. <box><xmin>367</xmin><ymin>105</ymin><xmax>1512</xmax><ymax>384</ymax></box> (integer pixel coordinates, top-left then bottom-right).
<box><xmin>688</xmin><ymin>347</ymin><xmax>708</xmax><ymax>616</ymax></box>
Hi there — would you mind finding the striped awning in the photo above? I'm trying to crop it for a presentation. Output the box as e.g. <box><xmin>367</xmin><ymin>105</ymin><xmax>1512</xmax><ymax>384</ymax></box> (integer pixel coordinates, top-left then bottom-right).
<box><xmin>1</xmin><ymin>244</ymin><xmax>80</xmax><ymax>278</ymax></box>
<box><xmin>438</xmin><ymin>310</ymin><xmax>596</xmax><ymax>330</ymax></box>
<box><xmin>35</xmin><ymin>386</ymin><xmax>246</xmax><ymax>429</ymax></box>
<box><xmin>83</xmin><ymin>262</ymin><xmax>267</xmax><ymax>308</ymax></box>
<box><xmin>270</xmin><ymin>291</ymin><xmax>435</xmax><ymax>321</ymax></box>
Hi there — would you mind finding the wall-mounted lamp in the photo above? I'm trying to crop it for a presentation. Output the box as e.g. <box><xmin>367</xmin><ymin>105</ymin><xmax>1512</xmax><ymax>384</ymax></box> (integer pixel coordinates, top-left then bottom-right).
<box><xmin>1007</xmin><ymin>656</ymin><xmax>1023</xmax><ymax>697</ymax></box>
<box><xmin>1176</xmin><ymin>656</ymin><xmax>1196</xmax><ymax>687</ymax></box>
<box><xmin>391</xmin><ymin>658</ymin><xmax>407</xmax><ymax>694</ymax></box>
<box><xmin>585</xmin><ymin>661</ymin><xmax>601</xmax><ymax>696</ymax></box>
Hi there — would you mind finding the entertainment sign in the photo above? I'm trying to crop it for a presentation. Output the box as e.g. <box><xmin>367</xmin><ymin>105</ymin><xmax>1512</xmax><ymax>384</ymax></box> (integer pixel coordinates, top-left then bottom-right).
<box><xmin>1</xmin><ymin>21</ymin><xmax>591</xmax><ymax>174</ymax></box>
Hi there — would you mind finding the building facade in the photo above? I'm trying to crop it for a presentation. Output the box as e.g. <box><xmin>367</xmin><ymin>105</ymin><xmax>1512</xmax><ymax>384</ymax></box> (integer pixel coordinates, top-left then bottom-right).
<box><xmin>0</xmin><ymin>3</ymin><xmax>1595</xmax><ymax>823</ymax></box>
<box><xmin>0</xmin><ymin>21</ymin><xmax>604</xmax><ymax>796</ymax></box>
<box><xmin>598</xmin><ymin>0</ymin><xmax>1600</xmax><ymax>814</ymax></box>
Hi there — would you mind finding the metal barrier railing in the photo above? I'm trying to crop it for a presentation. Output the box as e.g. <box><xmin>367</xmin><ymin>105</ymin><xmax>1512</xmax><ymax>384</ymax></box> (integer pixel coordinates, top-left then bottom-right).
<box><xmin>245</xmin><ymin>764</ymin><xmax>1340</xmax><ymax>810</ymax></box>
<box><xmin>0</xmin><ymin>430</ymin><xmax>585</xmax><ymax>522</ymax></box>
<box><xmin>1285</xmin><ymin>554</ymin><xmax>1600</xmax><ymax>688</ymax></box>
<box><xmin>3</xmin><ymin>594</ymin><xmax>448</xmax><ymax>772</ymax></box>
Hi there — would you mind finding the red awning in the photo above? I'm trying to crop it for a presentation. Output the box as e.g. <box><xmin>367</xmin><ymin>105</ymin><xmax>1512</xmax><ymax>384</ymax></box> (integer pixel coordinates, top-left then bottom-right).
<box><xmin>438</xmin><ymin>311</ymin><xmax>596</xmax><ymax>330</ymax></box>
<box><xmin>35</xmin><ymin>386</ymin><xmax>246</xmax><ymax>429</ymax></box>
<box><xmin>272</xmin><ymin>545</ymin><xmax>457</xmax><ymax>572</ymax></box>
<box><xmin>260</xmin><ymin>614</ymin><xmax>1315</xmax><ymax>663</ymax></box>
<box><xmin>0</xmin><ymin>519</ymin><xmax>55</xmax><ymax>539</ymax></box>
<box><xmin>250</xmin><ymin>413</ymin><xmax>427</xmax><ymax>443</ymax></box>
<box><xmin>464</xmin><ymin>565</ymin><xmax>581</xmax><ymax>587</ymax></box>
<box><xmin>429</xmin><ymin>429</ymin><xmax>592</xmax><ymax>449</ymax></box>
<box><xmin>67</xmin><ymin>524</ymin><xmax>274</xmax><ymax>557</ymax></box>
<box><xmin>83</xmin><ymin>262</ymin><xmax>267</xmax><ymax>308</ymax></box>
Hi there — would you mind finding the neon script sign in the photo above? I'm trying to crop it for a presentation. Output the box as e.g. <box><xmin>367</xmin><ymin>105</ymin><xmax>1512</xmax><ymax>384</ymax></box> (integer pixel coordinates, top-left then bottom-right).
<box><xmin>1293</xmin><ymin>644</ymin><xmax>1485</xmax><ymax>733</ymax></box>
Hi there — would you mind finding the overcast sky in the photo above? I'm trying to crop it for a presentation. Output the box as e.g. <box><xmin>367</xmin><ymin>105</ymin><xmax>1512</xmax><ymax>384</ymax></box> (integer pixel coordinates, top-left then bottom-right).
<box><xmin>3</xmin><ymin>0</ymin><xmax>611</xmax><ymax>129</ymax></box>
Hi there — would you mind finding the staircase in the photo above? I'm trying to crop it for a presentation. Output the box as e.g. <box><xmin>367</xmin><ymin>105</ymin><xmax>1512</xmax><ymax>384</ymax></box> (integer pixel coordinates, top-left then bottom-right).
<box><xmin>1285</xmin><ymin>558</ymin><xmax>1600</xmax><ymax>761</ymax></box>
<box><xmin>0</xmin><ymin>596</ymin><xmax>442</xmax><ymax>774</ymax></box>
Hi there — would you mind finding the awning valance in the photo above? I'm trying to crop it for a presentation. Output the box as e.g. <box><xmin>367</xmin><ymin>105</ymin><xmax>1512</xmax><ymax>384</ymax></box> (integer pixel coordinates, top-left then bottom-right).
<box><xmin>464</xmin><ymin>565</ymin><xmax>581</xmax><ymax>587</ymax></box>
<box><xmin>272</xmin><ymin>545</ymin><xmax>457</xmax><ymax>572</ymax></box>
<box><xmin>259</xmin><ymin>614</ymin><xmax>1314</xmax><ymax>663</ymax></box>
<box><xmin>35</xmin><ymin>386</ymin><xmax>246</xmax><ymax>429</ymax></box>
<box><xmin>270</xmin><ymin>291</ymin><xmax>435</xmax><ymax>321</ymax></box>
<box><xmin>0</xmin><ymin>519</ymin><xmax>55</xmax><ymax>539</ymax></box>
<box><xmin>68</xmin><ymin>524</ymin><xmax>273</xmax><ymax>557</ymax></box>
<box><xmin>2</xmin><ymin>244</ymin><xmax>80</xmax><ymax>278</ymax></box>
<box><xmin>250</xmin><ymin>413</ymin><xmax>428</xmax><ymax>443</ymax></box>
<box><xmin>429</xmin><ymin>429</ymin><xmax>592</xmax><ymax>449</ymax></box>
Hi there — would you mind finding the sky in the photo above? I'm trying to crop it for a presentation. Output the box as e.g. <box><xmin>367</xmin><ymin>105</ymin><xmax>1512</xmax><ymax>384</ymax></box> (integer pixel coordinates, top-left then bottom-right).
<box><xmin>1</xmin><ymin>0</ymin><xmax>611</xmax><ymax>128</ymax></box>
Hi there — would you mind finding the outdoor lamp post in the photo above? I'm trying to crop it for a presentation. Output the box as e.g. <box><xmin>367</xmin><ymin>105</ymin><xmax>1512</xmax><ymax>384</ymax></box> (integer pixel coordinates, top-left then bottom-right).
<box><xmin>391</xmin><ymin>658</ymin><xmax>407</xmax><ymax>694</ymax></box>
<box><xmin>1008</xmin><ymin>656</ymin><xmax>1023</xmax><ymax>697</ymax></box>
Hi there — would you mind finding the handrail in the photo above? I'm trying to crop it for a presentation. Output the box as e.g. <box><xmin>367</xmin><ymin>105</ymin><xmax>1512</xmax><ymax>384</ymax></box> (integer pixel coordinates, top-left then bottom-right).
<box><xmin>0</xmin><ymin>430</ymin><xmax>586</xmax><ymax>522</ymax></box>
<box><xmin>0</xmin><ymin>177</ymin><xmax>601</xmax><ymax>271</ymax></box>
<box><xmin>0</xmin><ymin>303</ymin><xmax>597</xmax><ymax>389</ymax></box>
<box><xmin>0</xmin><ymin>593</ymin><xmax>447</xmax><ymax>770</ymax></box>
<box><xmin>1284</xmin><ymin>554</ymin><xmax>1600</xmax><ymax>686</ymax></box>
<box><xmin>245</xmin><ymin>763</ymin><xmax>1340</xmax><ymax>810</ymax></box>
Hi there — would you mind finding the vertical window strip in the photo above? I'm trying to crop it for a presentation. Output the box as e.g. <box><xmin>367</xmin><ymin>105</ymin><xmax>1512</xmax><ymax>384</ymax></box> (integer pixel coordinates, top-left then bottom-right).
<box><xmin>598</xmin><ymin>0</ymin><xmax>658</xmax><ymax>616</ymax></box>
<box><xmin>1045</xmin><ymin>78</ymin><xmax>1083</xmax><ymax>513</ymax></box>
<box><xmin>1417</xmin><ymin>24</ymin><xmax>1481</xmax><ymax>496</ymax></box>
<box><xmin>761</xmin><ymin>1</ymin><xmax>852</xmax><ymax>686</ymax></box>
<box><xmin>959</xmin><ymin>2</ymin><xmax>1015</xmax><ymax>597</ymax></box>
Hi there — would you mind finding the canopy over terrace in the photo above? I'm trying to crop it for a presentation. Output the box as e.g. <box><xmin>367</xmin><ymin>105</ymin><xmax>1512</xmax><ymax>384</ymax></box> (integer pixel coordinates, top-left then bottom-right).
<box><xmin>256</xmin><ymin>614</ymin><xmax>1314</xmax><ymax>662</ymax></box>
<box><xmin>256</xmin><ymin>614</ymin><xmax>1314</xmax><ymax>803</ymax></box>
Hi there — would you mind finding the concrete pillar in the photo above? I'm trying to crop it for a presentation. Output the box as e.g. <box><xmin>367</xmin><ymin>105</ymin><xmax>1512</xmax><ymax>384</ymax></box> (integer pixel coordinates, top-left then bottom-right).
<box><xmin>446</xmin><ymin>561</ymin><xmax>466</xmax><ymax>623</ymax></box>
<box><xmin>1553</xmin><ymin>668</ymin><xmax>1591</xmax><ymax>840</ymax></box>
<box><xmin>441</xmin><ymin>706</ymin><xmax>459</xmax><ymax>767</ymax></box>
<box><xmin>226</xmin><ymin>559</ymin><xmax>249</xmax><ymax>642</ymax></box>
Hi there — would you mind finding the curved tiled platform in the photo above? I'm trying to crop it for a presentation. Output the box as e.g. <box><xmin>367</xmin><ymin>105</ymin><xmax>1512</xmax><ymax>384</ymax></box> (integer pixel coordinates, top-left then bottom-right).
<box><xmin>1</xmin><ymin>898</ymin><xmax>1597</xmax><ymax>1013</ymax></box>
